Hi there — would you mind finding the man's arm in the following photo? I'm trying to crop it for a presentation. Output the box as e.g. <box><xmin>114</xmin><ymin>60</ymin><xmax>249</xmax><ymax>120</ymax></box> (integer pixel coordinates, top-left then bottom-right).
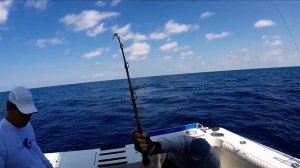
<box><xmin>0</xmin><ymin>138</ymin><xmax>6</xmax><ymax>168</ymax></box>
<box><xmin>134</xmin><ymin>132</ymin><xmax>193</xmax><ymax>155</ymax></box>
<box><xmin>36</xmin><ymin>144</ymin><xmax>54</xmax><ymax>168</ymax></box>
<box><xmin>30</xmin><ymin>123</ymin><xmax>53</xmax><ymax>168</ymax></box>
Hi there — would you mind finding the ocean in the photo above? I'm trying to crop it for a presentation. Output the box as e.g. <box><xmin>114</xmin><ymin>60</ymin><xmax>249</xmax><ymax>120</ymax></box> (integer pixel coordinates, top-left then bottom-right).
<box><xmin>0</xmin><ymin>66</ymin><xmax>299</xmax><ymax>158</ymax></box>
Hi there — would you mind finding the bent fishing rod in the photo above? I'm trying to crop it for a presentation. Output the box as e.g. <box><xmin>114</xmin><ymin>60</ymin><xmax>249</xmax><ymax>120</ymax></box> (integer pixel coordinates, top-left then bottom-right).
<box><xmin>113</xmin><ymin>33</ymin><xmax>150</xmax><ymax>166</ymax></box>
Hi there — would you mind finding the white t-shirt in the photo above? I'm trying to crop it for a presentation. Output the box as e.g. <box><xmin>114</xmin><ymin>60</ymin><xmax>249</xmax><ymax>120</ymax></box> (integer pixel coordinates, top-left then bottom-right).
<box><xmin>0</xmin><ymin>118</ymin><xmax>53</xmax><ymax>168</ymax></box>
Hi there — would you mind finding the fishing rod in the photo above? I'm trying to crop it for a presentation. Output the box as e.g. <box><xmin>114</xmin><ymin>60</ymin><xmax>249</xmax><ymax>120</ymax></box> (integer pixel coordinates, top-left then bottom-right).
<box><xmin>113</xmin><ymin>33</ymin><xmax>150</xmax><ymax>166</ymax></box>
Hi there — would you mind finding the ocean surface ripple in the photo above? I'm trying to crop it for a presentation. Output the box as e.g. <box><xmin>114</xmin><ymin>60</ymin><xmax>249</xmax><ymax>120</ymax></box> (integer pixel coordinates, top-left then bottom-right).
<box><xmin>0</xmin><ymin>67</ymin><xmax>299</xmax><ymax>158</ymax></box>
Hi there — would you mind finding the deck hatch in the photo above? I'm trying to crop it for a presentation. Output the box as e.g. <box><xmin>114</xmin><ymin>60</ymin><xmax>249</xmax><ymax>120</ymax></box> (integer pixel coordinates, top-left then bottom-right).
<box><xmin>98</xmin><ymin>161</ymin><xmax>128</xmax><ymax>167</ymax></box>
<box><xmin>99</xmin><ymin>156</ymin><xmax>127</xmax><ymax>162</ymax></box>
<box><xmin>99</xmin><ymin>150</ymin><xmax>126</xmax><ymax>156</ymax></box>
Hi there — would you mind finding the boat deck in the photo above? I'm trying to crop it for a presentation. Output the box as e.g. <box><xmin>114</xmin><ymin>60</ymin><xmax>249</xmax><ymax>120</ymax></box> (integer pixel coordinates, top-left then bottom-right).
<box><xmin>45</xmin><ymin>123</ymin><xmax>300</xmax><ymax>168</ymax></box>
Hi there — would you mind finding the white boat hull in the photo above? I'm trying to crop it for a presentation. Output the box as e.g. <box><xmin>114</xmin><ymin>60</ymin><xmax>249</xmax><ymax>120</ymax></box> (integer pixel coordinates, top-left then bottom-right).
<box><xmin>45</xmin><ymin>123</ymin><xmax>300</xmax><ymax>168</ymax></box>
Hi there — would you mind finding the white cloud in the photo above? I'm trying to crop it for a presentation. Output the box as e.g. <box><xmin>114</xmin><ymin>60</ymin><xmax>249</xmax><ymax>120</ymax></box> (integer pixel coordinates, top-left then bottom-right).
<box><xmin>205</xmin><ymin>32</ymin><xmax>230</xmax><ymax>41</ymax></box>
<box><xmin>25</xmin><ymin>0</ymin><xmax>48</xmax><ymax>10</ymax></box>
<box><xmin>241</xmin><ymin>48</ymin><xmax>250</xmax><ymax>62</ymax></box>
<box><xmin>180</xmin><ymin>51</ymin><xmax>193</xmax><ymax>56</ymax></box>
<box><xmin>260</xmin><ymin>49</ymin><xmax>284</xmax><ymax>64</ymax></box>
<box><xmin>180</xmin><ymin>50</ymin><xmax>193</xmax><ymax>59</ymax></box>
<box><xmin>181</xmin><ymin>45</ymin><xmax>190</xmax><ymax>50</ymax></box>
<box><xmin>263</xmin><ymin>36</ymin><xmax>283</xmax><ymax>46</ymax></box>
<box><xmin>112</xmin><ymin>54</ymin><xmax>118</xmax><ymax>59</ymax></box>
<box><xmin>111</xmin><ymin>0</ymin><xmax>121</xmax><ymax>6</ymax></box>
<box><xmin>242</xmin><ymin>48</ymin><xmax>248</xmax><ymax>52</ymax></box>
<box><xmin>83</xmin><ymin>47</ymin><xmax>110</xmax><ymax>59</ymax></box>
<box><xmin>112</xmin><ymin>24</ymin><xmax>130</xmax><ymax>35</ymax></box>
<box><xmin>60</xmin><ymin>10</ymin><xmax>119</xmax><ymax>33</ymax></box>
<box><xmin>36</xmin><ymin>38</ymin><xmax>67</xmax><ymax>48</ymax></box>
<box><xmin>148</xmin><ymin>20</ymin><xmax>198</xmax><ymax>41</ymax></box>
<box><xmin>267</xmin><ymin>49</ymin><xmax>283</xmax><ymax>57</ymax></box>
<box><xmin>267</xmin><ymin>39</ymin><xmax>283</xmax><ymax>46</ymax></box>
<box><xmin>160</xmin><ymin>41</ymin><xmax>178</xmax><ymax>52</ymax></box>
<box><xmin>149</xmin><ymin>32</ymin><xmax>168</xmax><ymax>40</ymax></box>
<box><xmin>124</xmin><ymin>42</ymin><xmax>150</xmax><ymax>60</ymax></box>
<box><xmin>200</xmin><ymin>11</ymin><xmax>215</xmax><ymax>19</ymax></box>
<box><xmin>95</xmin><ymin>0</ymin><xmax>105</xmax><ymax>6</ymax></box>
<box><xmin>165</xmin><ymin>20</ymin><xmax>198</xmax><ymax>34</ymax></box>
<box><xmin>92</xmin><ymin>73</ymin><xmax>104</xmax><ymax>78</ymax></box>
<box><xmin>254</xmin><ymin>19</ymin><xmax>275</xmax><ymax>28</ymax></box>
<box><xmin>216</xmin><ymin>51</ymin><xmax>252</xmax><ymax>71</ymax></box>
<box><xmin>0</xmin><ymin>0</ymin><xmax>13</xmax><ymax>24</ymax></box>
<box><xmin>272</xmin><ymin>35</ymin><xmax>280</xmax><ymax>39</ymax></box>
<box><xmin>166</xmin><ymin>38</ymin><xmax>172</xmax><ymax>42</ymax></box>
<box><xmin>111</xmin><ymin>24</ymin><xmax>147</xmax><ymax>41</ymax></box>
<box><xmin>124</xmin><ymin>33</ymin><xmax>147</xmax><ymax>41</ymax></box>
<box><xmin>86</xmin><ymin>23</ymin><xmax>105</xmax><ymax>37</ymax></box>
<box><xmin>162</xmin><ymin>55</ymin><xmax>172</xmax><ymax>61</ymax></box>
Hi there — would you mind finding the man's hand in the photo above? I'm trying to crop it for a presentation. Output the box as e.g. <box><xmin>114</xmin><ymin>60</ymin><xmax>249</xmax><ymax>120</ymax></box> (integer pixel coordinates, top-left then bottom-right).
<box><xmin>134</xmin><ymin>131</ymin><xmax>153</xmax><ymax>153</ymax></box>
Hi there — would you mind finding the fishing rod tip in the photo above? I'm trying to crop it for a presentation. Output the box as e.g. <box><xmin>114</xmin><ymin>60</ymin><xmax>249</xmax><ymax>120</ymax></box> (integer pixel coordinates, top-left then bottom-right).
<box><xmin>113</xmin><ymin>33</ymin><xmax>118</xmax><ymax>39</ymax></box>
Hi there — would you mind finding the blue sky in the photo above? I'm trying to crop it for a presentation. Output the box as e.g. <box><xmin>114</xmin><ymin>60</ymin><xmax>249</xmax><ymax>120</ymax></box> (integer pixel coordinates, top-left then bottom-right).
<box><xmin>0</xmin><ymin>0</ymin><xmax>300</xmax><ymax>91</ymax></box>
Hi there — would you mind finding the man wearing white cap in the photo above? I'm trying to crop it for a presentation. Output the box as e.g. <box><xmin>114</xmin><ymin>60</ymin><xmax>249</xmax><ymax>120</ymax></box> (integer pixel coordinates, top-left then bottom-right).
<box><xmin>0</xmin><ymin>86</ymin><xmax>53</xmax><ymax>168</ymax></box>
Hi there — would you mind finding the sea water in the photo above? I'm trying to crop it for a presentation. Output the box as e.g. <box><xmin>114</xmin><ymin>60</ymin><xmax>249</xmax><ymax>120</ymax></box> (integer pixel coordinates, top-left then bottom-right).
<box><xmin>0</xmin><ymin>66</ymin><xmax>299</xmax><ymax>158</ymax></box>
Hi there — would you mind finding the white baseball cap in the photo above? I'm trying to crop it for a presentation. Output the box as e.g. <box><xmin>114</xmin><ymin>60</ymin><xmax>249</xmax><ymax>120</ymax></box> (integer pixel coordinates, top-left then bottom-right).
<box><xmin>8</xmin><ymin>86</ymin><xmax>38</xmax><ymax>114</ymax></box>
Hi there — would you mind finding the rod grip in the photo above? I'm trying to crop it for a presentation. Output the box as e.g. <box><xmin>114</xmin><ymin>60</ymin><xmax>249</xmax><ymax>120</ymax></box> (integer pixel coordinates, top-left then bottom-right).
<box><xmin>142</xmin><ymin>153</ymin><xmax>151</xmax><ymax>166</ymax></box>
<box><xmin>138</xmin><ymin>129</ymin><xmax>150</xmax><ymax>166</ymax></box>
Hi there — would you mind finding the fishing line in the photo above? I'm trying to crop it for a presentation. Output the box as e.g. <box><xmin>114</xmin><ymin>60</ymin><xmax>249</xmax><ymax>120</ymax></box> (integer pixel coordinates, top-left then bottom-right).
<box><xmin>272</xmin><ymin>0</ymin><xmax>300</xmax><ymax>58</ymax></box>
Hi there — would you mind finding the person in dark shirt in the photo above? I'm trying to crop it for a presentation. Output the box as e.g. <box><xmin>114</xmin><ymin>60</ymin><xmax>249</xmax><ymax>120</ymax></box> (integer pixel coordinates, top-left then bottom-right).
<box><xmin>134</xmin><ymin>132</ymin><xmax>220</xmax><ymax>168</ymax></box>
